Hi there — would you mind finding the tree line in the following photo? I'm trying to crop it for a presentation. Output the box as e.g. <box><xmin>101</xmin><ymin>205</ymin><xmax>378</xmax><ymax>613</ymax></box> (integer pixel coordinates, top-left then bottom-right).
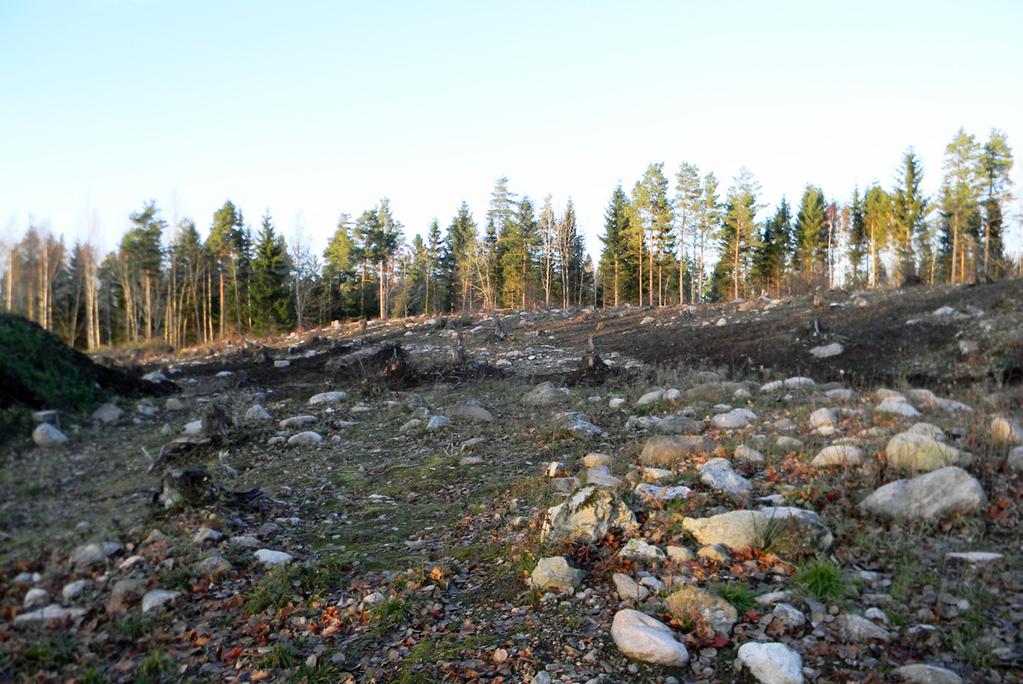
<box><xmin>0</xmin><ymin>127</ymin><xmax>1016</xmax><ymax>351</ymax></box>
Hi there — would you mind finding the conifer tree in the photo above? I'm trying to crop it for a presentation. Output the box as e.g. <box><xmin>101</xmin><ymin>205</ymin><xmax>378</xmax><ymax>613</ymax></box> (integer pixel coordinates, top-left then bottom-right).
<box><xmin>250</xmin><ymin>211</ymin><xmax>291</xmax><ymax>333</ymax></box>
<box><xmin>793</xmin><ymin>185</ymin><xmax>826</xmax><ymax>285</ymax></box>
<box><xmin>979</xmin><ymin>129</ymin><xmax>1014</xmax><ymax>278</ymax></box>
<box><xmin>892</xmin><ymin>149</ymin><xmax>929</xmax><ymax>284</ymax></box>
<box><xmin>847</xmin><ymin>188</ymin><xmax>867</xmax><ymax>287</ymax></box>
<box><xmin>674</xmin><ymin>162</ymin><xmax>701</xmax><ymax>303</ymax></box>
<box><xmin>598</xmin><ymin>185</ymin><xmax>631</xmax><ymax>306</ymax></box>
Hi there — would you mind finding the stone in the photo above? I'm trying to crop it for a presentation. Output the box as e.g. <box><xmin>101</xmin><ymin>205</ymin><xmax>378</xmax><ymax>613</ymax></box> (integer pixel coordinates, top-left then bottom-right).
<box><xmin>551</xmin><ymin>477</ymin><xmax>580</xmax><ymax>493</ymax></box>
<box><xmin>62</xmin><ymin>579</ymin><xmax>91</xmax><ymax>602</ymax></box>
<box><xmin>808</xmin><ymin>407</ymin><xmax>838</xmax><ymax>428</ymax></box>
<box><xmin>682</xmin><ymin>508</ymin><xmax>832</xmax><ymax>555</ymax></box>
<box><xmin>776</xmin><ymin>436</ymin><xmax>803</xmax><ymax>450</ymax></box>
<box><xmin>91</xmin><ymin>402</ymin><xmax>125</xmax><ymax>424</ymax></box>
<box><xmin>108</xmin><ymin>578</ymin><xmax>147</xmax><ymax>613</ymax></box>
<box><xmin>194</xmin><ymin>555</ymin><xmax>233</xmax><ymax>577</ymax></box>
<box><xmin>711</xmin><ymin>408</ymin><xmax>757</xmax><ymax>429</ymax></box>
<box><xmin>192</xmin><ymin>526</ymin><xmax>223</xmax><ymax>544</ymax></box>
<box><xmin>736</xmin><ymin>642</ymin><xmax>804</xmax><ymax>684</ymax></box>
<box><xmin>665</xmin><ymin>585</ymin><xmax>738</xmax><ymax>634</ymax></box>
<box><xmin>400</xmin><ymin>418</ymin><xmax>422</xmax><ymax>434</ymax></box>
<box><xmin>809</xmin><ymin>342</ymin><xmax>843</xmax><ymax>359</ymax></box>
<box><xmin>640</xmin><ymin>466</ymin><xmax>673</xmax><ymax>482</ymax></box>
<box><xmin>70</xmin><ymin>541</ymin><xmax>122</xmax><ymax>565</ymax></box>
<box><xmin>824</xmin><ymin>388</ymin><xmax>858</xmax><ymax>401</ymax></box>
<box><xmin>991</xmin><ymin>416</ymin><xmax>1023</xmax><ymax>444</ymax></box>
<box><xmin>636</xmin><ymin>389</ymin><xmax>666</xmax><ymax>408</ymax></box>
<box><xmin>142</xmin><ymin>370</ymin><xmax>168</xmax><ymax>382</ymax></box>
<box><xmin>582</xmin><ymin>452</ymin><xmax>612</xmax><ymax>468</ymax></box>
<box><xmin>230</xmin><ymin>535</ymin><xmax>260</xmax><ymax>547</ymax></box>
<box><xmin>287</xmin><ymin>431</ymin><xmax>323</xmax><ymax>446</ymax></box>
<box><xmin>584</xmin><ymin>466</ymin><xmax>623</xmax><ymax>488</ymax></box>
<box><xmin>183</xmin><ymin>419</ymin><xmax>203</xmax><ymax>435</ymax></box>
<box><xmin>523</xmin><ymin>381</ymin><xmax>568</xmax><ymax>407</ymax></box>
<box><xmin>876</xmin><ymin>396</ymin><xmax>921</xmax><ymax>418</ymax></box>
<box><xmin>245</xmin><ymin>405</ymin><xmax>272</xmax><ymax>422</ymax></box>
<box><xmin>885</xmin><ymin>432</ymin><xmax>966</xmax><ymax>472</ymax></box>
<box><xmin>135</xmin><ymin>400</ymin><xmax>159</xmax><ymax>417</ymax></box>
<box><xmin>811</xmin><ymin>445</ymin><xmax>866</xmax><ymax>467</ymax></box>
<box><xmin>945</xmin><ymin>551</ymin><xmax>1002</xmax><ymax>564</ymax></box>
<box><xmin>894</xmin><ymin>664</ymin><xmax>963</xmax><ymax>683</ymax></box>
<box><xmin>907</xmin><ymin>422</ymin><xmax>946</xmax><ymax>441</ymax></box>
<box><xmin>698</xmin><ymin>458</ymin><xmax>752</xmax><ymax>495</ymax></box>
<box><xmin>255</xmin><ymin>549</ymin><xmax>294</xmax><ymax>566</ymax></box>
<box><xmin>639</xmin><ymin>435</ymin><xmax>715</xmax><ymax>466</ymax></box>
<box><xmin>541</xmin><ymin>485</ymin><xmax>636</xmax><ymax>544</ymax></box>
<box><xmin>447</xmin><ymin>403</ymin><xmax>495</xmax><ymax>422</ymax></box>
<box><xmin>14</xmin><ymin>604</ymin><xmax>86</xmax><ymax>625</ymax></box>
<box><xmin>1008</xmin><ymin>446</ymin><xmax>1023</xmax><ymax>471</ymax></box>
<box><xmin>772</xmin><ymin>603</ymin><xmax>806</xmax><ymax>629</ymax></box>
<box><xmin>657</xmin><ymin>415</ymin><xmax>705</xmax><ymax>435</ymax></box>
<box><xmin>618</xmin><ymin>538</ymin><xmax>665</xmax><ymax>561</ymax></box>
<box><xmin>666</xmin><ymin>545</ymin><xmax>695</xmax><ymax>563</ymax></box>
<box><xmin>23</xmin><ymin>588</ymin><xmax>50</xmax><ymax>609</ymax></box>
<box><xmin>634</xmin><ymin>483</ymin><xmax>692</xmax><ymax>504</ymax></box>
<box><xmin>734</xmin><ymin>445</ymin><xmax>765</xmax><ymax>464</ymax></box>
<box><xmin>32</xmin><ymin>423</ymin><xmax>68</xmax><ymax>447</ymax></box>
<box><xmin>142</xmin><ymin>589</ymin><xmax>182</xmax><ymax>614</ymax></box>
<box><xmin>529</xmin><ymin>556</ymin><xmax>584</xmax><ymax>593</ymax></box>
<box><xmin>308</xmin><ymin>391</ymin><xmax>348</xmax><ymax>405</ymax></box>
<box><xmin>426</xmin><ymin>415</ymin><xmax>450</xmax><ymax>431</ymax></box>
<box><xmin>613</xmin><ymin>573</ymin><xmax>650</xmax><ymax>601</ymax></box>
<box><xmin>553</xmin><ymin>411</ymin><xmax>602</xmax><ymax>438</ymax></box>
<box><xmin>610</xmin><ymin>609</ymin><xmax>689</xmax><ymax>666</ymax></box>
<box><xmin>697</xmin><ymin>543</ymin><xmax>730</xmax><ymax>563</ymax></box>
<box><xmin>860</xmin><ymin>467</ymin><xmax>985</xmax><ymax>521</ymax></box>
<box><xmin>609</xmin><ymin>397</ymin><xmax>627</xmax><ymax>409</ymax></box>
<box><xmin>279</xmin><ymin>415</ymin><xmax>317</xmax><ymax>429</ymax></box>
<box><xmin>841</xmin><ymin>613</ymin><xmax>892</xmax><ymax>642</ymax></box>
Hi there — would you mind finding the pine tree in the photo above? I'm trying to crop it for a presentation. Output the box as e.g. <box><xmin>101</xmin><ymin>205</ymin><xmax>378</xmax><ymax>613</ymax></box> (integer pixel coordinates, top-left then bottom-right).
<box><xmin>979</xmin><ymin>129</ymin><xmax>1014</xmax><ymax>278</ymax></box>
<box><xmin>250</xmin><ymin>211</ymin><xmax>291</xmax><ymax>333</ymax></box>
<box><xmin>892</xmin><ymin>149</ymin><xmax>929</xmax><ymax>284</ymax></box>
<box><xmin>714</xmin><ymin>168</ymin><xmax>760</xmax><ymax>301</ymax></box>
<box><xmin>793</xmin><ymin>185</ymin><xmax>826</xmax><ymax>286</ymax></box>
<box><xmin>694</xmin><ymin>172</ymin><xmax>721</xmax><ymax>302</ymax></box>
<box><xmin>538</xmin><ymin>195</ymin><xmax>559</xmax><ymax>307</ymax></box>
<box><xmin>447</xmin><ymin>202</ymin><xmax>477</xmax><ymax>312</ymax></box>
<box><xmin>598</xmin><ymin>185</ymin><xmax>631</xmax><ymax>306</ymax></box>
<box><xmin>424</xmin><ymin>219</ymin><xmax>442</xmax><ymax>314</ymax></box>
<box><xmin>938</xmin><ymin>132</ymin><xmax>982</xmax><ymax>284</ymax></box>
<box><xmin>674</xmin><ymin>163</ymin><xmax>702</xmax><ymax>304</ymax></box>
<box><xmin>847</xmin><ymin>188</ymin><xmax>867</xmax><ymax>287</ymax></box>
<box><xmin>120</xmin><ymin>200</ymin><xmax>166</xmax><ymax>340</ymax></box>
<box><xmin>863</xmin><ymin>184</ymin><xmax>892</xmax><ymax>287</ymax></box>
<box><xmin>753</xmin><ymin>198</ymin><xmax>791</xmax><ymax>295</ymax></box>
<box><xmin>631</xmin><ymin>163</ymin><xmax>673</xmax><ymax>306</ymax></box>
<box><xmin>499</xmin><ymin>197</ymin><xmax>537</xmax><ymax>307</ymax></box>
<box><xmin>206</xmin><ymin>200</ymin><xmax>244</xmax><ymax>338</ymax></box>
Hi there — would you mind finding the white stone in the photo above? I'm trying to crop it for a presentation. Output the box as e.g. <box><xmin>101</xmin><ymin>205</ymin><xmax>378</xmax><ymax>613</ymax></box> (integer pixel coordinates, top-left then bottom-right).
<box><xmin>582</xmin><ymin>452</ymin><xmax>612</xmax><ymax>468</ymax></box>
<box><xmin>809</xmin><ymin>342</ymin><xmax>844</xmax><ymax>359</ymax></box>
<box><xmin>254</xmin><ymin>549</ymin><xmax>294</xmax><ymax>566</ymax></box>
<box><xmin>634</xmin><ymin>483</ymin><xmax>692</xmax><ymax>503</ymax></box>
<box><xmin>14</xmin><ymin>604</ymin><xmax>86</xmax><ymax>625</ymax></box>
<box><xmin>610</xmin><ymin>609</ymin><xmax>689</xmax><ymax>666</ymax></box>
<box><xmin>32</xmin><ymin>423</ymin><xmax>68</xmax><ymax>447</ymax></box>
<box><xmin>698</xmin><ymin>458</ymin><xmax>753</xmax><ymax>495</ymax></box>
<box><xmin>636</xmin><ymin>389</ymin><xmax>666</xmax><ymax>408</ymax></box>
<box><xmin>860</xmin><ymin>466</ymin><xmax>985</xmax><ymax>521</ymax></box>
<box><xmin>808</xmin><ymin>407</ymin><xmax>838</xmax><ymax>428</ymax></box>
<box><xmin>426</xmin><ymin>415</ymin><xmax>450</xmax><ymax>431</ymax></box>
<box><xmin>841</xmin><ymin>613</ymin><xmax>892</xmax><ymax>642</ymax></box>
<box><xmin>991</xmin><ymin>416</ymin><xmax>1023</xmax><ymax>444</ymax></box>
<box><xmin>876</xmin><ymin>397</ymin><xmax>921</xmax><ymax>418</ymax></box>
<box><xmin>308</xmin><ymin>391</ymin><xmax>348</xmax><ymax>405</ymax></box>
<box><xmin>287</xmin><ymin>431</ymin><xmax>323</xmax><ymax>446</ymax></box>
<box><xmin>279</xmin><ymin>414</ymin><xmax>317</xmax><ymax>429</ymax></box>
<box><xmin>529</xmin><ymin>556</ymin><xmax>584</xmax><ymax>593</ymax></box>
<box><xmin>711</xmin><ymin>408</ymin><xmax>757</xmax><ymax>429</ymax></box>
<box><xmin>62</xmin><ymin>579</ymin><xmax>91</xmax><ymax>602</ymax></box>
<box><xmin>894</xmin><ymin>664</ymin><xmax>963</xmax><ymax>683</ymax></box>
<box><xmin>946</xmin><ymin>551</ymin><xmax>1002</xmax><ymax>564</ymax></box>
<box><xmin>886</xmin><ymin>432</ymin><xmax>965</xmax><ymax>472</ymax></box>
<box><xmin>70</xmin><ymin>541</ymin><xmax>122</xmax><ymax>565</ymax></box>
<box><xmin>23</xmin><ymin>588</ymin><xmax>50</xmax><ymax>608</ymax></box>
<box><xmin>91</xmin><ymin>402</ymin><xmax>125</xmax><ymax>424</ymax></box>
<box><xmin>541</xmin><ymin>485</ymin><xmax>636</xmax><ymax>543</ymax></box>
<box><xmin>811</xmin><ymin>445</ymin><xmax>866</xmax><ymax>467</ymax></box>
<box><xmin>736</xmin><ymin>642</ymin><xmax>804</xmax><ymax>684</ymax></box>
<box><xmin>141</xmin><ymin>589</ymin><xmax>182</xmax><ymax>614</ymax></box>
<box><xmin>612</xmin><ymin>573</ymin><xmax>650</xmax><ymax>601</ymax></box>
<box><xmin>618</xmin><ymin>538</ymin><xmax>665</xmax><ymax>561</ymax></box>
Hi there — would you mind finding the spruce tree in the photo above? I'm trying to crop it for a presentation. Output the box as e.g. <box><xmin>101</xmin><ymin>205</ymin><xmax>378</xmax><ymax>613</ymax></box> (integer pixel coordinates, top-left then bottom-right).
<box><xmin>793</xmin><ymin>185</ymin><xmax>826</xmax><ymax>285</ymax></box>
<box><xmin>979</xmin><ymin>129</ymin><xmax>1014</xmax><ymax>278</ymax></box>
<box><xmin>892</xmin><ymin>149</ymin><xmax>929</xmax><ymax>284</ymax></box>
<box><xmin>250</xmin><ymin>211</ymin><xmax>291</xmax><ymax>333</ymax></box>
<box><xmin>847</xmin><ymin>188</ymin><xmax>867</xmax><ymax>287</ymax></box>
<box><xmin>598</xmin><ymin>185</ymin><xmax>631</xmax><ymax>306</ymax></box>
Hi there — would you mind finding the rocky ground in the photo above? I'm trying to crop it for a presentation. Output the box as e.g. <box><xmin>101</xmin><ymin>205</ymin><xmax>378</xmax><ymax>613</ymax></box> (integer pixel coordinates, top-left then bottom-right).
<box><xmin>2</xmin><ymin>282</ymin><xmax>1022</xmax><ymax>683</ymax></box>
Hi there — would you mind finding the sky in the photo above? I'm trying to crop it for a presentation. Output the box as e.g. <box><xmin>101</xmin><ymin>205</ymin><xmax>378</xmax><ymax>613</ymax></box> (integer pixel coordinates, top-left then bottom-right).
<box><xmin>2</xmin><ymin>0</ymin><xmax>1022</xmax><ymax>259</ymax></box>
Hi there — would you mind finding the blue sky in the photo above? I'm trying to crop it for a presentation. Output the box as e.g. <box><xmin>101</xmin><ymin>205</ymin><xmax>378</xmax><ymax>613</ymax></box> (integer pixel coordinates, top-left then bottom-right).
<box><xmin>1</xmin><ymin>0</ymin><xmax>1021</xmax><ymax>257</ymax></box>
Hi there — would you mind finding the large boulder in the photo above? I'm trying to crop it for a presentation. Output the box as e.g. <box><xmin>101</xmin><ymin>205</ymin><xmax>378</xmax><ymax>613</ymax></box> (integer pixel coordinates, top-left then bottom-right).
<box><xmin>91</xmin><ymin>402</ymin><xmax>125</xmax><ymax>424</ymax></box>
<box><xmin>553</xmin><ymin>411</ymin><xmax>603</xmax><ymax>438</ymax></box>
<box><xmin>711</xmin><ymin>408</ymin><xmax>757</xmax><ymax>430</ymax></box>
<box><xmin>639</xmin><ymin>435</ymin><xmax>715</xmax><ymax>466</ymax></box>
<box><xmin>885</xmin><ymin>432</ymin><xmax>967</xmax><ymax>472</ymax></box>
<box><xmin>860</xmin><ymin>466</ymin><xmax>985</xmax><ymax>521</ymax></box>
<box><xmin>542</xmin><ymin>485</ymin><xmax>636</xmax><ymax>544</ymax></box>
<box><xmin>32</xmin><ymin>423</ymin><xmax>67</xmax><ymax>447</ymax></box>
<box><xmin>529</xmin><ymin>556</ymin><xmax>584</xmax><ymax>593</ymax></box>
<box><xmin>610</xmin><ymin>609</ymin><xmax>689</xmax><ymax>666</ymax></box>
<box><xmin>665</xmin><ymin>586</ymin><xmax>738</xmax><ymax>634</ymax></box>
<box><xmin>308</xmin><ymin>390</ymin><xmax>348</xmax><ymax>405</ymax></box>
<box><xmin>657</xmin><ymin>415</ymin><xmax>705</xmax><ymax>435</ymax></box>
<box><xmin>682</xmin><ymin>508</ymin><xmax>832</xmax><ymax>556</ymax></box>
<box><xmin>446</xmin><ymin>403</ymin><xmax>495</xmax><ymax>422</ymax></box>
<box><xmin>811</xmin><ymin>445</ymin><xmax>866</xmax><ymax>467</ymax></box>
<box><xmin>736</xmin><ymin>642</ymin><xmax>804</xmax><ymax>684</ymax></box>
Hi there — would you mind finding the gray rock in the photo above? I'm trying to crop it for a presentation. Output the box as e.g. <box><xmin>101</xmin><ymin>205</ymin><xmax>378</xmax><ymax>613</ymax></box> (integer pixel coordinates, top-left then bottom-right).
<box><xmin>841</xmin><ymin>613</ymin><xmax>892</xmax><ymax>642</ymax></box>
<box><xmin>91</xmin><ymin>402</ymin><xmax>125</xmax><ymax>424</ymax></box>
<box><xmin>894</xmin><ymin>664</ymin><xmax>963</xmax><ymax>683</ymax></box>
<box><xmin>658</xmin><ymin>415</ymin><xmax>705</xmax><ymax>435</ymax></box>
<box><xmin>24</xmin><ymin>587</ymin><xmax>50</xmax><ymax>609</ymax></box>
<box><xmin>584</xmin><ymin>466</ymin><xmax>622</xmax><ymax>488</ymax></box>
<box><xmin>636</xmin><ymin>389</ymin><xmax>666</xmax><ymax>408</ymax></box>
<box><xmin>523</xmin><ymin>381</ymin><xmax>569</xmax><ymax>407</ymax></box>
<box><xmin>772</xmin><ymin>603</ymin><xmax>806</xmax><ymax>629</ymax></box>
<box><xmin>141</xmin><ymin>589</ymin><xmax>182</xmax><ymax>614</ymax></box>
<box><xmin>108</xmin><ymin>578</ymin><xmax>147</xmax><ymax>612</ymax></box>
<box><xmin>711</xmin><ymin>408</ymin><xmax>757</xmax><ymax>429</ymax></box>
<box><xmin>245</xmin><ymin>405</ymin><xmax>273</xmax><ymax>422</ymax></box>
<box><xmin>426</xmin><ymin>415</ymin><xmax>450</xmax><ymax>431</ymax></box>
<box><xmin>666</xmin><ymin>545</ymin><xmax>695</xmax><ymax>562</ymax></box>
<box><xmin>287</xmin><ymin>431</ymin><xmax>323</xmax><ymax>446</ymax></box>
<box><xmin>809</xmin><ymin>342</ymin><xmax>843</xmax><ymax>359</ymax></box>
<box><xmin>634</xmin><ymin>483</ymin><xmax>692</xmax><ymax>503</ymax></box>
<box><xmin>613</xmin><ymin>572</ymin><xmax>650</xmax><ymax>601</ymax></box>
<box><xmin>991</xmin><ymin>416</ymin><xmax>1023</xmax><ymax>444</ymax></box>
<box><xmin>529</xmin><ymin>556</ymin><xmax>584</xmax><ymax>593</ymax></box>
<box><xmin>876</xmin><ymin>396</ymin><xmax>921</xmax><ymax>418</ymax></box>
<box><xmin>1008</xmin><ymin>446</ymin><xmax>1023</xmax><ymax>471</ymax></box>
<box><xmin>682</xmin><ymin>508</ymin><xmax>832</xmax><ymax>555</ymax></box>
<box><xmin>698</xmin><ymin>458</ymin><xmax>752</xmax><ymax>495</ymax></box>
<box><xmin>279</xmin><ymin>414</ymin><xmax>317</xmax><ymax>429</ymax></box>
<box><xmin>14</xmin><ymin>604</ymin><xmax>86</xmax><ymax>625</ymax></box>
<box><xmin>736</xmin><ymin>642</ymin><xmax>804</xmax><ymax>684</ymax></box>
<box><xmin>610</xmin><ymin>609</ymin><xmax>689</xmax><ymax>666</ymax></box>
<box><xmin>734</xmin><ymin>444</ymin><xmax>765</xmax><ymax>463</ymax></box>
<box><xmin>541</xmin><ymin>485</ymin><xmax>636</xmax><ymax>543</ymax></box>
<box><xmin>808</xmin><ymin>407</ymin><xmax>838</xmax><ymax>428</ymax></box>
<box><xmin>254</xmin><ymin>549</ymin><xmax>294</xmax><ymax>566</ymax></box>
<box><xmin>553</xmin><ymin>411</ymin><xmax>603</xmax><ymax>438</ymax></box>
<box><xmin>70</xmin><ymin>541</ymin><xmax>122</xmax><ymax>565</ymax></box>
<box><xmin>32</xmin><ymin>423</ymin><xmax>68</xmax><ymax>447</ymax></box>
<box><xmin>860</xmin><ymin>467</ymin><xmax>985</xmax><ymax>521</ymax></box>
<box><xmin>582</xmin><ymin>452</ymin><xmax>612</xmax><ymax>468</ymax></box>
<box><xmin>618</xmin><ymin>538</ymin><xmax>665</xmax><ymax>561</ymax></box>
<box><xmin>193</xmin><ymin>555</ymin><xmax>234</xmax><ymax>577</ymax></box>
<box><xmin>697</xmin><ymin>543</ymin><xmax>731</xmax><ymax>563</ymax></box>
<box><xmin>907</xmin><ymin>422</ymin><xmax>946</xmax><ymax>441</ymax></box>
<box><xmin>308</xmin><ymin>391</ymin><xmax>348</xmax><ymax>405</ymax></box>
<box><xmin>62</xmin><ymin>579</ymin><xmax>91</xmax><ymax>602</ymax></box>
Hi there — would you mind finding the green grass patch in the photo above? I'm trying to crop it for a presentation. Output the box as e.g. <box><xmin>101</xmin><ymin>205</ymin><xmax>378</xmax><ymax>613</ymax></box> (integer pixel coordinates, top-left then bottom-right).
<box><xmin>793</xmin><ymin>559</ymin><xmax>852</xmax><ymax>603</ymax></box>
<box><xmin>714</xmin><ymin>582</ymin><xmax>758</xmax><ymax>614</ymax></box>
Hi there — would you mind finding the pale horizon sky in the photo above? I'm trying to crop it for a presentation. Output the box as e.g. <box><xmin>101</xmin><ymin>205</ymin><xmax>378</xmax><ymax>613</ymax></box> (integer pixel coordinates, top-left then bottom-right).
<box><xmin>2</xmin><ymin>1</ymin><xmax>1021</xmax><ymax>259</ymax></box>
